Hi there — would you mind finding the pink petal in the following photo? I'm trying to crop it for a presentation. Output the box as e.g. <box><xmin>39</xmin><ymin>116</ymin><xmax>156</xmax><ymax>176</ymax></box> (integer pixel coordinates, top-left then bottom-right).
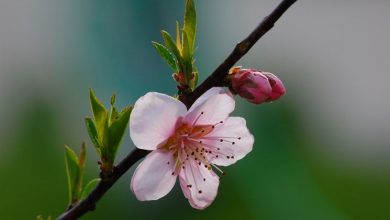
<box><xmin>179</xmin><ymin>159</ymin><xmax>219</xmax><ymax>209</ymax></box>
<box><xmin>184</xmin><ymin>88</ymin><xmax>235</xmax><ymax>126</ymax></box>
<box><xmin>206</xmin><ymin>117</ymin><xmax>254</xmax><ymax>166</ymax></box>
<box><xmin>188</xmin><ymin>87</ymin><xmax>227</xmax><ymax>112</ymax></box>
<box><xmin>131</xmin><ymin>149</ymin><xmax>177</xmax><ymax>201</ymax></box>
<box><xmin>130</xmin><ymin>92</ymin><xmax>187</xmax><ymax>150</ymax></box>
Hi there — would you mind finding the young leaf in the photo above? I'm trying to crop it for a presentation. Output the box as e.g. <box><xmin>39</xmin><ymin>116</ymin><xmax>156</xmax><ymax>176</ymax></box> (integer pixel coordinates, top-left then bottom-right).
<box><xmin>75</xmin><ymin>143</ymin><xmax>87</xmax><ymax>199</ymax></box>
<box><xmin>80</xmin><ymin>178</ymin><xmax>100</xmax><ymax>201</ymax></box>
<box><xmin>192</xmin><ymin>67</ymin><xmax>199</xmax><ymax>90</ymax></box>
<box><xmin>109</xmin><ymin>94</ymin><xmax>119</xmax><ymax>125</ymax></box>
<box><xmin>108</xmin><ymin>106</ymin><xmax>132</xmax><ymax>158</ymax></box>
<box><xmin>89</xmin><ymin>88</ymin><xmax>107</xmax><ymax>132</ymax></box>
<box><xmin>64</xmin><ymin>144</ymin><xmax>87</xmax><ymax>205</ymax></box>
<box><xmin>183</xmin><ymin>0</ymin><xmax>196</xmax><ymax>52</ymax></box>
<box><xmin>161</xmin><ymin>30</ymin><xmax>183</xmax><ymax>67</ymax></box>
<box><xmin>65</xmin><ymin>145</ymin><xmax>79</xmax><ymax>165</ymax></box>
<box><xmin>182</xmin><ymin>31</ymin><xmax>193</xmax><ymax>81</ymax></box>
<box><xmin>176</xmin><ymin>21</ymin><xmax>182</xmax><ymax>52</ymax></box>
<box><xmin>85</xmin><ymin>117</ymin><xmax>101</xmax><ymax>152</ymax></box>
<box><xmin>64</xmin><ymin>145</ymin><xmax>79</xmax><ymax>204</ymax></box>
<box><xmin>152</xmin><ymin>41</ymin><xmax>178</xmax><ymax>72</ymax></box>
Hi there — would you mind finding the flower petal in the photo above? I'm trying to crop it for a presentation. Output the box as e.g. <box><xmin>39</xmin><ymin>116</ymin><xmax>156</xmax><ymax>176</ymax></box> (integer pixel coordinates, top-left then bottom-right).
<box><xmin>131</xmin><ymin>149</ymin><xmax>177</xmax><ymax>201</ymax></box>
<box><xmin>188</xmin><ymin>87</ymin><xmax>227</xmax><ymax>112</ymax></box>
<box><xmin>179</xmin><ymin>159</ymin><xmax>219</xmax><ymax>209</ymax></box>
<box><xmin>205</xmin><ymin>117</ymin><xmax>254</xmax><ymax>166</ymax></box>
<box><xmin>184</xmin><ymin>87</ymin><xmax>235</xmax><ymax>126</ymax></box>
<box><xmin>130</xmin><ymin>92</ymin><xmax>187</xmax><ymax>150</ymax></box>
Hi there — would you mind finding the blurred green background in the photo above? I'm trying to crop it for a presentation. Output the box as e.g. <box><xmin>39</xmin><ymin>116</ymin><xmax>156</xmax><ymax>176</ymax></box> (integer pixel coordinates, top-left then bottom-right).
<box><xmin>1</xmin><ymin>0</ymin><xmax>389</xmax><ymax>219</ymax></box>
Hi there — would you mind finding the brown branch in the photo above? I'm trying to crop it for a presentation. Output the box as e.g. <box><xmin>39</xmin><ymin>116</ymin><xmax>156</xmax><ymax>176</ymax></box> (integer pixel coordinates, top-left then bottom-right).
<box><xmin>181</xmin><ymin>0</ymin><xmax>297</xmax><ymax>108</ymax></box>
<box><xmin>56</xmin><ymin>0</ymin><xmax>296</xmax><ymax>219</ymax></box>
<box><xmin>57</xmin><ymin>149</ymin><xmax>148</xmax><ymax>220</ymax></box>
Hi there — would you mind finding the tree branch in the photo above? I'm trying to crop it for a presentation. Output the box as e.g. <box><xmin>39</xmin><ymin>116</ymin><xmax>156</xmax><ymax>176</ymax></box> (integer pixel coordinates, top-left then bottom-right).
<box><xmin>57</xmin><ymin>149</ymin><xmax>148</xmax><ymax>220</ymax></box>
<box><xmin>56</xmin><ymin>0</ymin><xmax>296</xmax><ymax>219</ymax></box>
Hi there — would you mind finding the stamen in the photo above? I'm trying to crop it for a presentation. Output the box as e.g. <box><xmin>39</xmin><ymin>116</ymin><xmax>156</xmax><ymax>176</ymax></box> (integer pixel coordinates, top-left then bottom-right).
<box><xmin>193</xmin><ymin>112</ymin><xmax>204</xmax><ymax>125</ymax></box>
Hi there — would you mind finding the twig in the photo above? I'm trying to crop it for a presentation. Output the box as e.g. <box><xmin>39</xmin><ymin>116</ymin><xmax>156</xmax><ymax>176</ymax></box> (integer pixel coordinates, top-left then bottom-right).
<box><xmin>56</xmin><ymin>0</ymin><xmax>296</xmax><ymax>219</ymax></box>
<box><xmin>57</xmin><ymin>149</ymin><xmax>148</xmax><ymax>220</ymax></box>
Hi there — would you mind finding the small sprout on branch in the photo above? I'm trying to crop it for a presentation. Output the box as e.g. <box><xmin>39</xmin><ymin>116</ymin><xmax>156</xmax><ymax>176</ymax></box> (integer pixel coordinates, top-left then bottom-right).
<box><xmin>86</xmin><ymin>89</ymin><xmax>132</xmax><ymax>174</ymax></box>
<box><xmin>64</xmin><ymin>143</ymin><xmax>87</xmax><ymax>207</ymax></box>
<box><xmin>153</xmin><ymin>0</ymin><xmax>198</xmax><ymax>93</ymax></box>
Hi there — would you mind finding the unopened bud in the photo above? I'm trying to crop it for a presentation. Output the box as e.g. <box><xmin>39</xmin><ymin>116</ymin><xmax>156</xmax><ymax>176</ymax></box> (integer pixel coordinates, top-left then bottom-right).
<box><xmin>229</xmin><ymin>67</ymin><xmax>285</xmax><ymax>104</ymax></box>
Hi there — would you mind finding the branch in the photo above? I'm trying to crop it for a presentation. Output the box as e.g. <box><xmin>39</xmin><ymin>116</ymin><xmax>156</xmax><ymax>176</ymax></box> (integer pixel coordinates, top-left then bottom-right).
<box><xmin>57</xmin><ymin>149</ymin><xmax>148</xmax><ymax>220</ymax></box>
<box><xmin>181</xmin><ymin>0</ymin><xmax>297</xmax><ymax>107</ymax></box>
<box><xmin>56</xmin><ymin>0</ymin><xmax>296</xmax><ymax>219</ymax></box>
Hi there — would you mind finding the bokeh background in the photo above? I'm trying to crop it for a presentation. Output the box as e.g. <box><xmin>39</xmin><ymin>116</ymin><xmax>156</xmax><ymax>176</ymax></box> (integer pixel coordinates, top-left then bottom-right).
<box><xmin>1</xmin><ymin>0</ymin><xmax>389</xmax><ymax>219</ymax></box>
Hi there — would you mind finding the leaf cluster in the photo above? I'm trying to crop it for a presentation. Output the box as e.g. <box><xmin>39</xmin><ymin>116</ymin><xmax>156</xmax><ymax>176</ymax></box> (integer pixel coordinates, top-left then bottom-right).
<box><xmin>153</xmin><ymin>0</ymin><xmax>198</xmax><ymax>92</ymax></box>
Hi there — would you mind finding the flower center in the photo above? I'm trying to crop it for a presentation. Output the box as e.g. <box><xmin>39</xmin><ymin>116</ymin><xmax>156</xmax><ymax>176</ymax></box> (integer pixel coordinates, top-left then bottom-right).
<box><xmin>158</xmin><ymin>113</ymin><xmax>225</xmax><ymax>174</ymax></box>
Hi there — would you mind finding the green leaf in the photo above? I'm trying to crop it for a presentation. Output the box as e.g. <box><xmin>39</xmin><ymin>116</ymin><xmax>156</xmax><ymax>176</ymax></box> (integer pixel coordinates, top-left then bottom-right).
<box><xmin>183</xmin><ymin>0</ymin><xmax>196</xmax><ymax>53</ymax></box>
<box><xmin>108</xmin><ymin>106</ymin><xmax>132</xmax><ymax>158</ymax></box>
<box><xmin>152</xmin><ymin>41</ymin><xmax>178</xmax><ymax>72</ymax></box>
<box><xmin>85</xmin><ymin>117</ymin><xmax>101</xmax><ymax>152</ymax></box>
<box><xmin>110</xmin><ymin>106</ymin><xmax>119</xmax><ymax>124</ymax></box>
<box><xmin>182</xmin><ymin>31</ymin><xmax>193</xmax><ymax>81</ymax></box>
<box><xmin>78</xmin><ymin>142</ymin><xmax>87</xmax><ymax>172</ymax></box>
<box><xmin>80</xmin><ymin>178</ymin><xmax>100</xmax><ymax>201</ymax></box>
<box><xmin>75</xmin><ymin>142</ymin><xmax>86</xmax><ymax>198</ymax></box>
<box><xmin>64</xmin><ymin>144</ymin><xmax>87</xmax><ymax>205</ymax></box>
<box><xmin>176</xmin><ymin>21</ymin><xmax>182</xmax><ymax>52</ymax></box>
<box><xmin>89</xmin><ymin>88</ymin><xmax>107</xmax><ymax>132</ymax></box>
<box><xmin>109</xmin><ymin>94</ymin><xmax>119</xmax><ymax>125</ymax></box>
<box><xmin>64</xmin><ymin>145</ymin><xmax>79</xmax><ymax>204</ymax></box>
<box><xmin>65</xmin><ymin>145</ymin><xmax>79</xmax><ymax>166</ymax></box>
<box><xmin>192</xmin><ymin>67</ymin><xmax>199</xmax><ymax>89</ymax></box>
<box><xmin>161</xmin><ymin>30</ymin><xmax>183</xmax><ymax>68</ymax></box>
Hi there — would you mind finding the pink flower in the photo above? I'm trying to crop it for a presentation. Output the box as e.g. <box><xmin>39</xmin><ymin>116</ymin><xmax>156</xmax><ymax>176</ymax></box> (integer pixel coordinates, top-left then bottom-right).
<box><xmin>230</xmin><ymin>68</ymin><xmax>285</xmax><ymax>104</ymax></box>
<box><xmin>129</xmin><ymin>87</ymin><xmax>254</xmax><ymax>209</ymax></box>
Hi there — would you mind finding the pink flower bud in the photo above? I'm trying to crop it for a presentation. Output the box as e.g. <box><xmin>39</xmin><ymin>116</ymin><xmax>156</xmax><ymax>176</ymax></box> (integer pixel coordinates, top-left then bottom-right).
<box><xmin>229</xmin><ymin>67</ymin><xmax>285</xmax><ymax>104</ymax></box>
<box><xmin>262</xmin><ymin>72</ymin><xmax>286</xmax><ymax>102</ymax></box>
<box><xmin>230</xmin><ymin>68</ymin><xmax>272</xmax><ymax>104</ymax></box>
